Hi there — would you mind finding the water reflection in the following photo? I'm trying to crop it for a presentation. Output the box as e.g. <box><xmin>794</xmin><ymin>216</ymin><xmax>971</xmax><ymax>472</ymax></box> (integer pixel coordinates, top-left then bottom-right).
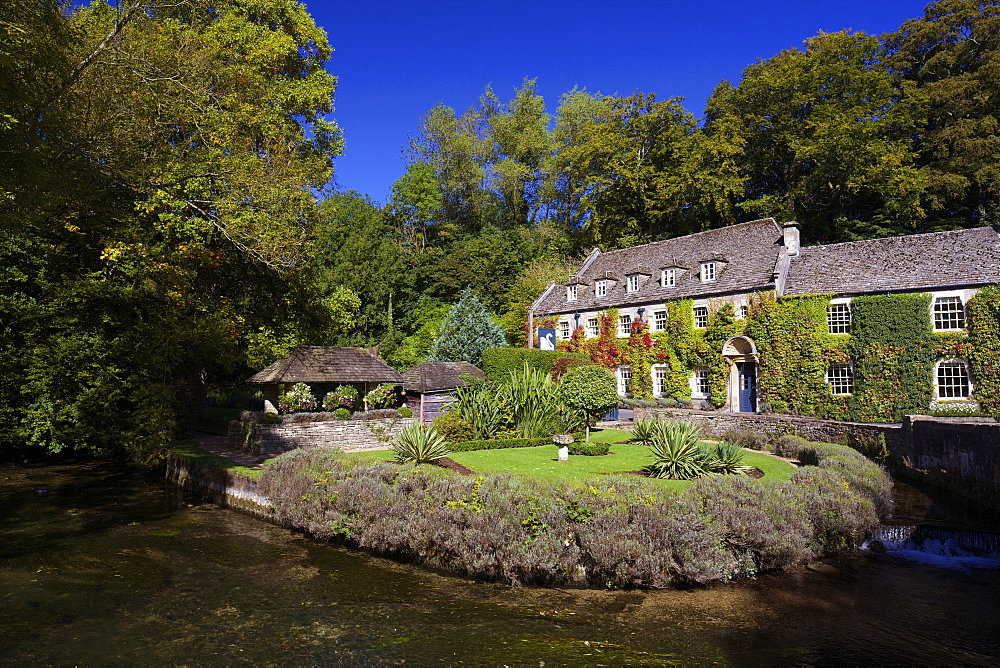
<box><xmin>2</xmin><ymin>461</ymin><xmax>999</xmax><ymax>664</ymax></box>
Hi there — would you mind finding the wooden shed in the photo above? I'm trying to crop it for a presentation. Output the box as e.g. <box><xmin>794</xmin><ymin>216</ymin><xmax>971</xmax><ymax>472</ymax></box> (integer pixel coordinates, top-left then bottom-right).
<box><xmin>248</xmin><ymin>346</ymin><xmax>403</xmax><ymax>411</ymax></box>
<box><xmin>401</xmin><ymin>361</ymin><xmax>486</xmax><ymax>423</ymax></box>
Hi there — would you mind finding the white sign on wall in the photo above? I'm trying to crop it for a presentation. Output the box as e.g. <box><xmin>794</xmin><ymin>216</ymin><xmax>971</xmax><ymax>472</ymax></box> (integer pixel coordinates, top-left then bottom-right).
<box><xmin>537</xmin><ymin>328</ymin><xmax>556</xmax><ymax>351</ymax></box>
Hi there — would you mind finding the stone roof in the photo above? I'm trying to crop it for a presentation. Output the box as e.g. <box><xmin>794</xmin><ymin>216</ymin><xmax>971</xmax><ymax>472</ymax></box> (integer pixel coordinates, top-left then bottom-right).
<box><xmin>401</xmin><ymin>361</ymin><xmax>486</xmax><ymax>393</ymax></box>
<box><xmin>783</xmin><ymin>226</ymin><xmax>1000</xmax><ymax>296</ymax></box>
<box><xmin>534</xmin><ymin>218</ymin><xmax>785</xmax><ymax>315</ymax></box>
<box><xmin>247</xmin><ymin>346</ymin><xmax>403</xmax><ymax>384</ymax></box>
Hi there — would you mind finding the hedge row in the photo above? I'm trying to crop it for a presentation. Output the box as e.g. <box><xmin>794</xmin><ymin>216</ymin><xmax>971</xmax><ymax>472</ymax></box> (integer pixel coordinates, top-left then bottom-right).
<box><xmin>480</xmin><ymin>347</ymin><xmax>591</xmax><ymax>382</ymax></box>
<box><xmin>449</xmin><ymin>433</ymin><xmax>586</xmax><ymax>452</ymax></box>
<box><xmin>260</xmin><ymin>442</ymin><xmax>892</xmax><ymax>588</ymax></box>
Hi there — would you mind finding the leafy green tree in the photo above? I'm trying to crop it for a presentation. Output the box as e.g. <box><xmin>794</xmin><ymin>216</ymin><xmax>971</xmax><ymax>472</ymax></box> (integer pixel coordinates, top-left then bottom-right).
<box><xmin>883</xmin><ymin>0</ymin><xmax>1000</xmax><ymax>228</ymax></box>
<box><xmin>427</xmin><ymin>288</ymin><xmax>506</xmax><ymax>367</ymax></box>
<box><xmin>704</xmin><ymin>30</ymin><xmax>925</xmax><ymax>242</ymax></box>
<box><xmin>558</xmin><ymin>365</ymin><xmax>618</xmax><ymax>427</ymax></box>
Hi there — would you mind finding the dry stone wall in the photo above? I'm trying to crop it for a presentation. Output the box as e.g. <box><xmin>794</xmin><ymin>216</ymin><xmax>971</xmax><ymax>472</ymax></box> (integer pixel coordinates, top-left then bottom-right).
<box><xmin>228</xmin><ymin>416</ymin><xmax>414</xmax><ymax>456</ymax></box>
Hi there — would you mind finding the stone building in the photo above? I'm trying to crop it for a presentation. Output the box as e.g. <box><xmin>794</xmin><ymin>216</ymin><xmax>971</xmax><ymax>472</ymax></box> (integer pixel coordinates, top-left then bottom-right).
<box><xmin>529</xmin><ymin>218</ymin><xmax>1000</xmax><ymax>416</ymax></box>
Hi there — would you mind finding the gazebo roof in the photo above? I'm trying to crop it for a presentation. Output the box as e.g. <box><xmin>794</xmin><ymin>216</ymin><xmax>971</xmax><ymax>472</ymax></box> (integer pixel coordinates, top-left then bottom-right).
<box><xmin>248</xmin><ymin>346</ymin><xmax>403</xmax><ymax>385</ymax></box>
<box><xmin>401</xmin><ymin>361</ymin><xmax>486</xmax><ymax>393</ymax></box>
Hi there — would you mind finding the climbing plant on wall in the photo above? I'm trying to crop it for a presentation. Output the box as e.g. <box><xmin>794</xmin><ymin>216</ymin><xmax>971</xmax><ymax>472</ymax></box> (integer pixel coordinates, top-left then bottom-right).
<box><xmin>967</xmin><ymin>285</ymin><xmax>1000</xmax><ymax>419</ymax></box>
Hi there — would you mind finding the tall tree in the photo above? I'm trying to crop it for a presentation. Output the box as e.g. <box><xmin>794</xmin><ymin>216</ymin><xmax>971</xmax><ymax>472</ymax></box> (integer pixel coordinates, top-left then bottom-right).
<box><xmin>427</xmin><ymin>288</ymin><xmax>506</xmax><ymax>367</ymax></box>
<box><xmin>884</xmin><ymin>0</ymin><xmax>1000</xmax><ymax>228</ymax></box>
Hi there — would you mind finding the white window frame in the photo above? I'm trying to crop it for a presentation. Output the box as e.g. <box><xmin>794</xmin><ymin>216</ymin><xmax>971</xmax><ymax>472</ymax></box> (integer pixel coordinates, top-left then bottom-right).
<box><xmin>737</xmin><ymin>304</ymin><xmax>749</xmax><ymax>320</ymax></box>
<box><xmin>566</xmin><ymin>284</ymin><xmax>578</xmax><ymax>302</ymax></box>
<box><xmin>700</xmin><ymin>262</ymin><xmax>716</xmax><ymax>282</ymax></box>
<box><xmin>626</xmin><ymin>274</ymin><xmax>641</xmax><ymax>293</ymax></box>
<box><xmin>595</xmin><ymin>279</ymin><xmax>608</xmax><ymax>298</ymax></box>
<box><xmin>618</xmin><ymin>365</ymin><xmax>632</xmax><ymax>396</ymax></box>
<box><xmin>827</xmin><ymin>298</ymin><xmax>852</xmax><ymax>335</ymax></box>
<box><xmin>826</xmin><ymin>363</ymin><xmax>854</xmax><ymax>396</ymax></box>
<box><xmin>652</xmin><ymin>309</ymin><xmax>668</xmax><ymax>332</ymax></box>
<box><xmin>652</xmin><ymin>365</ymin><xmax>669</xmax><ymax>397</ymax></box>
<box><xmin>693</xmin><ymin>305</ymin><xmax>709</xmax><ymax>329</ymax></box>
<box><xmin>586</xmin><ymin>317</ymin><xmax>599</xmax><ymax>338</ymax></box>
<box><xmin>661</xmin><ymin>268</ymin><xmax>676</xmax><ymax>287</ymax></box>
<box><xmin>558</xmin><ymin>320</ymin><xmax>571</xmax><ymax>340</ymax></box>
<box><xmin>935</xmin><ymin>359</ymin><xmax>972</xmax><ymax>400</ymax></box>
<box><xmin>690</xmin><ymin>367</ymin><xmax>710</xmax><ymax>399</ymax></box>
<box><xmin>618</xmin><ymin>314</ymin><xmax>632</xmax><ymax>337</ymax></box>
<box><xmin>932</xmin><ymin>296</ymin><xmax>966</xmax><ymax>332</ymax></box>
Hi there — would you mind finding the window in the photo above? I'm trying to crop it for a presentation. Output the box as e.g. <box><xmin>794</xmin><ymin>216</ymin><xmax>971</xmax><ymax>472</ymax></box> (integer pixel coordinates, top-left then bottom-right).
<box><xmin>618</xmin><ymin>314</ymin><xmax>632</xmax><ymax>337</ymax></box>
<box><xmin>700</xmin><ymin>262</ymin><xmax>716</xmax><ymax>282</ymax></box>
<box><xmin>661</xmin><ymin>269</ymin><xmax>676</xmax><ymax>287</ymax></box>
<box><xmin>653</xmin><ymin>366</ymin><xmax>669</xmax><ymax>396</ymax></box>
<box><xmin>826</xmin><ymin>364</ymin><xmax>854</xmax><ymax>395</ymax></box>
<box><xmin>595</xmin><ymin>280</ymin><xmax>608</xmax><ymax>298</ymax></box>
<box><xmin>936</xmin><ymin>361</ymin><xmax>970</xmax><ymax>399</ymax></box>
<box><xmin>827</xmin><ymin>303</ymin><xmax>851</xmax><ymax>335</ymax></box>
<box><xmin>737</xmin><ymin>304</ymin><xmax>749</xmax><ymax>320</ymax></box>
<box><xmin>618</xmin><ymin>366</ymin><xmax>632</xmax><ymax>395</ymax></box>
<box><xmin>559</xmin><ymin>321</ymin><xmax>571</xmax><ymax>340</ymax></box>
<box><xmin>626</xmin><ymin>274</ymin><xmax>640</xmax><ymax>292</ymax></box>
<box><xmin>693</xmin><ymin>306</ymin><xmax>708</xmax><ymax>329</ymax></box>
<box><xmin>566</xmin><ymin>284</ymin><xmax>577</xmax><ymax>302</ymax></box>
<box><xmin>691</xmin><ymin>368</ymin><xmax>710</xmax><ymax>398</ymax></box>
<box><xmin>933</xmin><ymin>297</ymin><xmax>966</xmax><ymax>331</ymax></box>
<box><xmin>586</xmin><ymin>317</ymin><xmax>599</xmax><ymax>338</ymax></box>
<box><xmin>652</xmin><ymin>310</ymin><xmax>668</xmax><ymax>332</ymax></box>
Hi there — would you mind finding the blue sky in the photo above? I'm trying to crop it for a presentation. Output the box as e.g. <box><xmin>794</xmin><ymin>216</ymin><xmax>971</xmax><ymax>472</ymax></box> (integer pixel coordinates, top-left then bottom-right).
<box><xmin>309</xmin><ymin>0</ymin><xmax>931</xmax><ymax>204</ymax></box>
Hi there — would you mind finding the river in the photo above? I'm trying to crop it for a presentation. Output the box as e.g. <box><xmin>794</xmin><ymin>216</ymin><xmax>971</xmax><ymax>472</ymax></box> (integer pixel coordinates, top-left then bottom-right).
<box><xmin>2</xmin><ymin>459</ymin><xmax>999</xmax><ymax>665</ymax></box>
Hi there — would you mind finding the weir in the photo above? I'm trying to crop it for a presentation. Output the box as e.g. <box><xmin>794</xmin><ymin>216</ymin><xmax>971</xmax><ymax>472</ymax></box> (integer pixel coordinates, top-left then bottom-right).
<box><xmin>868</xmin><ymin>524</ymin><xmax>1000</xmax><ymax>561</ymax></box>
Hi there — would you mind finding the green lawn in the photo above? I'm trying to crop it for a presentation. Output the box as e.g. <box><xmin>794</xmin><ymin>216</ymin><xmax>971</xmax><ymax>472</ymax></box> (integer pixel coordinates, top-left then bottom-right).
<box><xmin>360</xmin><ymin>427</ymin><xmax>796</xmax><ymax>489</ymax></box>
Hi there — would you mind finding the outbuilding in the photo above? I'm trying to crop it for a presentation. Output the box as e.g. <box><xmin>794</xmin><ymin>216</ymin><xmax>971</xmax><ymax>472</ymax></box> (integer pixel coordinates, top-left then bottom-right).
<box><xmin>401</xmin><ymin>361</ymin><xmax>486</xmax><ymax>423</ymax></box>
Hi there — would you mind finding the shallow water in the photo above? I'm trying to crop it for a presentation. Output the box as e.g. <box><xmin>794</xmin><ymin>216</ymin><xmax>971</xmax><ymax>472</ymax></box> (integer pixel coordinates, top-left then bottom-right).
<box><xmin>2</xmin><ymin>460</ymin><xmax>999</xmax><ymax>665</ymax></box>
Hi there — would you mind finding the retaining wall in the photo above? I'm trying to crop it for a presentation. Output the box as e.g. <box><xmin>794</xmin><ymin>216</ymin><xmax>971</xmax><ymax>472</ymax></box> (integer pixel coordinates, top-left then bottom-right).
<box><xmin>164</xmin><ymin>452</ymin><xmax>273</xmax><ymax>519</ymax></box>
<box><xmin>227</xmin><ymin>416</ymin><xmax>415</xmax><ymax>456</ymax></box>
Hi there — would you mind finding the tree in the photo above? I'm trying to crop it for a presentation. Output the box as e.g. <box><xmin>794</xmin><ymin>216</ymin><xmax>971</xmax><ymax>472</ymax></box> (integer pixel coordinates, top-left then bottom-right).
<box><xmin>427</xmin><ymin>288</ymin><xmax>506</xmax><ymax>367</ymax></box>
<box><xmin>558</xmin><ymin>365</ymin><xmax>618</xmax><ymax>427</ymax></box>
<box><xmin>883</xmin><ymin>0</ymin><xmax>1000</xmax><ymax>228</ymax></box>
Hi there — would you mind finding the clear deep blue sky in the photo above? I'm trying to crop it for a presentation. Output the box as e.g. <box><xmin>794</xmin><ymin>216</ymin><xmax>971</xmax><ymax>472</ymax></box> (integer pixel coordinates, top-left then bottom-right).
<box><xmin>309</xmin><ymin>0</ymin><xmax>931</xmax><ymax>204</ymax></box>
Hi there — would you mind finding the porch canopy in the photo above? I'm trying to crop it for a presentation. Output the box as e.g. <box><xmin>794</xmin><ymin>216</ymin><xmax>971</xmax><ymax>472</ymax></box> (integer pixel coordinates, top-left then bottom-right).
<box><xmin>248</xmin><ymin>346</ymin><xmax>403</xmax><ymax>409</ymax></box>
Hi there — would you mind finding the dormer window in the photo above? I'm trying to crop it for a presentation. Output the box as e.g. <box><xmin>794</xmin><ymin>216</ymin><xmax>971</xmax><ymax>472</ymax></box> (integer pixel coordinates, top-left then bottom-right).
<box><xmin>626</xmin><ymin>274</ymin><xmax>640</xmax><ymax>293</ymax></box>
<box><xmin>566</xmin><ymin>284</ymin><xmax>578</xmax><ymax>302</ymax></box>
<box><xmin>595</xmin><ymin>280</ymin><xmax>608</xmax><ymax>298</ymax></box>
<box><xmin>661</xmin><ymin>269</ymin><xmax>675</xmax><ymax>287</ymax></box>
<box><xmin>700</xmin><ymin>262</ymin><xmax>717</xmax><ymax>282</ymax></box>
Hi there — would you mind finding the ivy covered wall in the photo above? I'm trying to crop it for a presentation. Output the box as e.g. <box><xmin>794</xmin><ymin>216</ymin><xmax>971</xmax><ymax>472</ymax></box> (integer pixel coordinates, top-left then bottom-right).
<box><xmin>555</xmin><ymin>286</ymin><xmax>1000</xmax><ymax>424</ymax></box>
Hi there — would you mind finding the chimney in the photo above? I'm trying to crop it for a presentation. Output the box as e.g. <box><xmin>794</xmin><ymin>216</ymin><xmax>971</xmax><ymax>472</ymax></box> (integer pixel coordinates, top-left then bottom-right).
<box><xmin>782</xmin><ymin>221</ymin><xmax>800</xmax><ymax>256</ymax></box>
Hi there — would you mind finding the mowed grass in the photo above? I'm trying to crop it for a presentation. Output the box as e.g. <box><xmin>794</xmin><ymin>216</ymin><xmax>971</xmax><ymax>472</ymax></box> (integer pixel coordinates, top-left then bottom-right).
<box><xmin>360</xmin><ymin>427</ymin><xmax>796</xmax><ymax>488</ymax></box>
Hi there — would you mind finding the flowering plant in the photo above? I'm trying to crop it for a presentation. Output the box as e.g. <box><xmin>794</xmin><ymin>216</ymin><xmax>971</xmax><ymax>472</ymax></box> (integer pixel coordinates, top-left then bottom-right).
<box><xmin>364</xmin><ymin>383</ymin><xmax>397</xmax><ymax>409</ymax></box>
<box><xmin>322</xmin><ymin>385</ymin><xmax>358</xmax><ymax>411</ymax></box>
<box><xmin>278</xmin><ymin>382</ymin><xmax>317</xmax><ymax>414</ymax></box>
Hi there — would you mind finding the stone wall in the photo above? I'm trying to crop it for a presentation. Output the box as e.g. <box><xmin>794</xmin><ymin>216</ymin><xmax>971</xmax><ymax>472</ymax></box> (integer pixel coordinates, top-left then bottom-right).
<box><xmin>164</xmin><ymin>452</ymin><xmax>273</xmax><ymax>519</ymax></box>
<box><xmin>227</xmin><ymin>416</ymin><xmax>414</xmax><ymax>456</ymax></box>
<box><xmin>632</xmin><ymin>407</ymin><xmax>900</xmax><ymax>446</ymax></box>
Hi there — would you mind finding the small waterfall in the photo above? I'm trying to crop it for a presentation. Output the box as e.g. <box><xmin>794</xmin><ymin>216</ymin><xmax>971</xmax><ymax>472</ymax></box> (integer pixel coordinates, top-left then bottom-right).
<box><xmin>865</xmin><ymin>523</ymin><xmax>1000</xmax><ymax>567</ymax></box>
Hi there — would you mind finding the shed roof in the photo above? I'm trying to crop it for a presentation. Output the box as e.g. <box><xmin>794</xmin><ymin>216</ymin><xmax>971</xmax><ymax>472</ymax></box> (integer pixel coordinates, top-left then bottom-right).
<box><xmin>783</xmin><ymin>226</ymin><xmax>1000</xmax><ymax>296</ymax></box>
<box><xmin>247</xmin><ymin>346</ymin><xmax>403</xmax><ymax>384</ymax></box>
<box><xmin>401</xmin><ymin>361</ymin><xmax>486</xmax><ymax>393</ymax></box>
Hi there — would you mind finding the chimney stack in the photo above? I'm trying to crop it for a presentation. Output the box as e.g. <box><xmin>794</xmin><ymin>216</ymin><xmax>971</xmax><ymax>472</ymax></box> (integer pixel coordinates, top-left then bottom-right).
<box><xmin>782</xmin><ymin>221</ymin><xmax>800</xmax><ymax>256</ymax></box>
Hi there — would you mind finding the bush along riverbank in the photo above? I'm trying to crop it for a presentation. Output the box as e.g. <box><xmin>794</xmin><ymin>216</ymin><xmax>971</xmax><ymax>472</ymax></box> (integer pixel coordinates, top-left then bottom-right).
<box><xmin>259</xmin><ymin>441</ymin><xmax>892</xmax><ymax>588</ymax></box>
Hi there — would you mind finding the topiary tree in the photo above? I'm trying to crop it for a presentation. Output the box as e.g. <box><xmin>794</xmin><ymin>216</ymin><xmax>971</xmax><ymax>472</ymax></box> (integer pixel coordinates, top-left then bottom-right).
<box><xmin>427</xmin><ymin>288</ymin><xmax>507</xmax><ymax>367</ymax></box>
<box><xmin>558</xmin><ymin>365</ymin><xmax>619</xmax><ymax>428</ymax></box>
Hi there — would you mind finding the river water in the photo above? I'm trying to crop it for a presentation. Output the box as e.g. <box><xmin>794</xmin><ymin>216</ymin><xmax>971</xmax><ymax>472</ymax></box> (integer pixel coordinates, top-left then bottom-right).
<box><xmin>2</xmin><ymin>459</ymin><xmax>999</xmax><ymax>665</ymax></box>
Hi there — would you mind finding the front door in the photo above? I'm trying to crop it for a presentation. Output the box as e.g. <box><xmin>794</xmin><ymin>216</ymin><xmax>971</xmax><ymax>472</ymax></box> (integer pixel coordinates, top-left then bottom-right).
<box><xmin>737</xmin><ymin>362</ymin><xmax>757</xmax><ymax>413</ymax></box>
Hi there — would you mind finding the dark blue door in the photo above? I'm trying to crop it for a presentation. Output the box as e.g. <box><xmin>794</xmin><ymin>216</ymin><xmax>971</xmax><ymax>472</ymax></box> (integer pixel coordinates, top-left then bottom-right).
<box><xmin>738</xmin><ymin>362</ymin><xmax>757</xmax><ymax>412</ymax></box>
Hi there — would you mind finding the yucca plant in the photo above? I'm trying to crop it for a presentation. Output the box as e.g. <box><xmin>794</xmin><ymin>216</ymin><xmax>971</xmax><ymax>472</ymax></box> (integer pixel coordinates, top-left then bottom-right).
<box><xmin>392</xmin><ymin>424</ymin><xmax>451</xmax><ymax>464</ymax></box>
<box><xmin>704</xmin><ymin>441</ymin><xmax>753</xmax><ymax>475</ymax></box>
<box><xmin>646</xmin><ymin>421</ymin><xmax>710</xmax><ymax>480</ymax></box>
<box><xmin>630</xmin><ymin>419</ymin><xmax>658</xmax><ymax>446</ymax></box>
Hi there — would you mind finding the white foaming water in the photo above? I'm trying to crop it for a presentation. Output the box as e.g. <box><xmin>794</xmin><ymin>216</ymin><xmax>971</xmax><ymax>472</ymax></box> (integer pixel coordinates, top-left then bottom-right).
<box><xmin>864</xmin><ymin>525</ymin><xmax>1000</xmax><ymax>570</ymax></box>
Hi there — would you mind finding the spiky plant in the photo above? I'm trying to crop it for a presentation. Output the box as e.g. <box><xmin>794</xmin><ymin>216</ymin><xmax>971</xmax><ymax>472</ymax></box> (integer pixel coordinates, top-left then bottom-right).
<box><xmin>630</xmin><ymin>419</ymin><xmax>658</xmax><ymax>446</ymax></box>
<box><xmin>646</xmin><ymin>421</ymin><xmax>710</xmax><ymax>480</ymax></box>
<box><xmin>704</xmin><ymin>441</ymin><xmax>753</xmax><ymax>475</ymax></box>
<box><xmin>392</xmin><ymin>424</ymin><xmax>451</xmax><ymax>464</ymax></box>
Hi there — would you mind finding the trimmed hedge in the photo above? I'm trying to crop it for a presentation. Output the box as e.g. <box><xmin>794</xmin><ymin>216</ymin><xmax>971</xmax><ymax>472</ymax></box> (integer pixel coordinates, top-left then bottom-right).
<box><xmin>450</xmin><ymin>433</ymin><xmax>586</xmax><ymax>452</ymax></box>
<box><xmin>568</xmin><ymin>441</ymin><xmax>610</xmax><ymax>456</ymax></box>
<box><xmin>481</xmin><ymin>347</ymin><xmax>591</xmax><ymax>381</ymax></box>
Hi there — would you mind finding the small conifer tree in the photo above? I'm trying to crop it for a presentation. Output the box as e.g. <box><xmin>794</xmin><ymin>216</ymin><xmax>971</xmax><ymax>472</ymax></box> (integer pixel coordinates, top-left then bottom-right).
<box><xmin>427</xmin><ymin>288</ymin><xmax>507</xmax><ymax>367</ymax></box>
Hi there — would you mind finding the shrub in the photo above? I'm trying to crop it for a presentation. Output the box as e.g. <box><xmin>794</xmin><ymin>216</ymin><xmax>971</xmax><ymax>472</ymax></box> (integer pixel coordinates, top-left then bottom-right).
<box><xmin>567</xmin><ymin>441</ymin><xmax>610</xmax><ymax>456</ymax></box>
<box><xmin>333</xmin><ymin>408</ymin><xmax>351</xmax><ymax>420</ymax></box>
<box><xmin>258</xmin><ymin>412</ymin><xmax>282</xmax><ymax>424</ymax></box>
<box><xmin>657</xmin><ymin>397</ymin><xmax>678</xmax><ymax>408</ymax></box>
<box><xmin>646</xmin><ymin>422</ymin><xmax>709</xmax><ymax>480</ymax></box>
<box><xmin>450</xmin><ymin>435</ymin><xmax>582</xmax><ymax>452</ymax></box>
<box><xmin>791</xmin><ymin>466</ymin><xmax>879</xmax><ymax>551</ymax></box>
<box><xmin>480</xmin><ymin>347</ymin><xmax>589</xmax><ymax>382</ymax></box>
<box><xmin>703</xmin><ymin>441</ymin><xmax>752</xmax><ymax>475</ymax></box>
<box><xmin>550</xmin><ymin>356</ymin><xmax>594</xmax><ymax>380</ymax></box>
<box><xmin>772</xmin><ymin>434</ymin><xmax>809</xmax><ymax>458</ymax></box>
<box><xmin>797</xmin><ymin>442</ymin><xmax>866</xmax><ymax>466</ymax></box>
<box><xmin>392</xmin><ymin>424</ymin><xmax>451</xmax><ymax>464</ymax></box>
<box><xmin>322</xmin><ymin>385</ymin><xmax>358</xmax><ymax>412</ymax></box>
<box><xmin>398</xmin><ymin>406</ymin><xmax>413</xmax><ymax>418</ymax></box>
<box><xmin>630</xmin><ymin>419</ymin><xmax>658</xmax><ymax>446</ymax></box>
<box><xmin>433</xmin><ymin>408</ymin><xmax>479</xmax><ymax>443</ymax></box>
<box><xmin>277</xmin><ymin>382</ymin><xmax>317</xmax><ymax>414</ymax></box>
<box><xmin>364</xmin><ymin>383</ymin><xmax>397</xmax><ymax>409</ymax></box>
<box><xmin>559</xmin><ymin>365</ymin><xmax>619</xmax><ymax>427</ymax></box>
<box><xmin>722</xmin><ymin>427</ymin><xmax>769</xmax><ymax>451</ymax></box>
